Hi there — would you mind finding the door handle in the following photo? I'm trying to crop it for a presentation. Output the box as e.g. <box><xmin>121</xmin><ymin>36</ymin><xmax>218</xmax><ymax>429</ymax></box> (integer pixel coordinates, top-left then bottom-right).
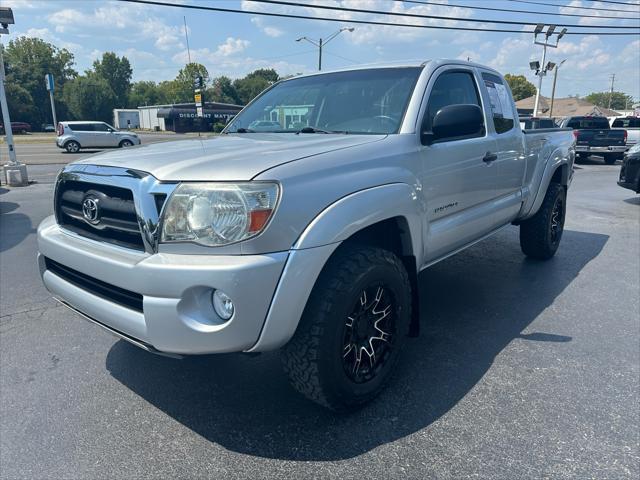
<box><xmin>483</xmin><ymin>152</ymin><xmax>498</xmax><ymax>163</ymax></box>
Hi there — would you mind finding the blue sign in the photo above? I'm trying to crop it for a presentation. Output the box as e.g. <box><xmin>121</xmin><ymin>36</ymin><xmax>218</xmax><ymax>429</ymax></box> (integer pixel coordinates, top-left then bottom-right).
<box><xmin>45</xmin><ymin>73</ymin><xmax>54</xmax><ymax>92</ymax></box>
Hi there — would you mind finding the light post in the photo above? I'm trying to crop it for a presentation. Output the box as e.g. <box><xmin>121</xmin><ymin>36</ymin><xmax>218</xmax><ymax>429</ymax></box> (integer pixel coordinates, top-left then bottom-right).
<box><xmin>296</xmin><ymin>27</ymin><xmax>354</xmax><ymax>71</ymax></box>
<box><xmin>0</xmin><ymin>7</ymin><xmax>27</xmax><ymax>186</ymax></box>
<box><xmin>549</xmin><ymin>59</ymin><xmax>566</xmax><ymax>118</ymax></box>
<box><xmin>531</xmin><ymin>24</ymin><xmax>567</xmax><ymax>117</ymax></box>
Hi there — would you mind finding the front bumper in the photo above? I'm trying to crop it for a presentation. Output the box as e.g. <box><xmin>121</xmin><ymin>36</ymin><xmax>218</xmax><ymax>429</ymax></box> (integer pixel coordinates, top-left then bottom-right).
<box><xmin>37</xmin><ymin>216</ymin><xmax>288</xmax><ymax>355</ymax></box>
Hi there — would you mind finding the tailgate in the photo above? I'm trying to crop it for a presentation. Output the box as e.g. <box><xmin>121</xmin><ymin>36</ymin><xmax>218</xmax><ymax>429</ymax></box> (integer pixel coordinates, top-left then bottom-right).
<box><xmin>576</xmin><ymin>129</ymin><xmax>626</xmax><ymax>147</ymax></box>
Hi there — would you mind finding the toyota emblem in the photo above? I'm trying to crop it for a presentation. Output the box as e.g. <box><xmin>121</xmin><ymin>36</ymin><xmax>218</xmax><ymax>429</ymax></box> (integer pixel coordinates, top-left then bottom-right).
<box><xmin>82</xmin><ymin>197</ymin><xmax>100</xmax><ymax>225</ymax></box>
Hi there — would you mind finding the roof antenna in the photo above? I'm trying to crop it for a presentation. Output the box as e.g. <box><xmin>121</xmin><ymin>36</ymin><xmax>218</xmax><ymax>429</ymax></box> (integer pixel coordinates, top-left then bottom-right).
<box><xmin>183</xmin><ymin>16</ymin><xmax>192</xmax><ymax>64</ymax></box>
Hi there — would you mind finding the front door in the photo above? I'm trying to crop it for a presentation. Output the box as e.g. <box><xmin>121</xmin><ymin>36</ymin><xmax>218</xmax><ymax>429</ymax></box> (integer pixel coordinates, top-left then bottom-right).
<box><xmin>418</xmin><ymin>67</ymin><xmax>500</xmax><ymax>263</ymax></box>
<box><xmin>92</xmin><ymin>123</ymin><xmax>118</xmax><ymax>147</ymax></box>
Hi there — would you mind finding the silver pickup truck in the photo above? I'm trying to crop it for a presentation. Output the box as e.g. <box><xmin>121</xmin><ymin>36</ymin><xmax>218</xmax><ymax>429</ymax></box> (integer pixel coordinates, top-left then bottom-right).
<box><xmin>37</xmin><ymin>60</ymin><xmax>575</xmax><ymax>411</ymax></box>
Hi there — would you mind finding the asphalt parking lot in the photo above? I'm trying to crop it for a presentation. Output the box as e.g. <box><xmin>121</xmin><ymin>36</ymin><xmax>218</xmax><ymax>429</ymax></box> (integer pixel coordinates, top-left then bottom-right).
<box><xmin>1</xmin><ymin>149</ymin><xmax>638</xmax><ymax>479</ymax></box>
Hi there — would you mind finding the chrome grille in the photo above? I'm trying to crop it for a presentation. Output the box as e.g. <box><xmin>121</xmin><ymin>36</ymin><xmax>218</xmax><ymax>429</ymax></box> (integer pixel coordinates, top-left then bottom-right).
<box><xmin>54</xmin><ymin>165</ymin><xmax>177</xmax><ymax>252</ymax></box>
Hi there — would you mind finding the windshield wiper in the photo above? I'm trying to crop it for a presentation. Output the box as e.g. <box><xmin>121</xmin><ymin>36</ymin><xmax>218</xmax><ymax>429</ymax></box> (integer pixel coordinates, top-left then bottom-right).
<box><xmin>296</xmin><ymin>126</ymin><xmax>345</xmax><ymax>135</ymax></box>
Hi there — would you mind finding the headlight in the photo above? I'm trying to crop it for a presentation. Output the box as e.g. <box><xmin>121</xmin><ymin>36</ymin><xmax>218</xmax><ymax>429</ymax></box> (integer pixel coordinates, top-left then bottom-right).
<box><xmin>161</xmin><ymin>182</ymin><xmax>279</xmax><ymax>246</ymax></box>
<box><xmin>628</xmin><ymin>143</ymin><xmax>640</xmax><ymax>155</ymax></box>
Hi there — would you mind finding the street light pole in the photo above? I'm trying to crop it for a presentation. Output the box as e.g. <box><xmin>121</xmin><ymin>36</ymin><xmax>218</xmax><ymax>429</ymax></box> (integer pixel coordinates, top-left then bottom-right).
<box><xmin>296</xmin><ymin>27</ymin><xmax>354</xmax><ymax>71</ymax></box>
<box><xmin>531</xmin><ymin>24</ymin><xmax>567</xmax><ymax>118</ymax></box>
<box><xmin>549</xmin><ymin>59</ymin><xmax>566</xmax><ymax>118</ymax></box>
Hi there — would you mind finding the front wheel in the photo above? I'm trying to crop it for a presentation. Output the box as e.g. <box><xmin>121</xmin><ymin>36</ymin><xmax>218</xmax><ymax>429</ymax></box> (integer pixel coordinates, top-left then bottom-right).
<box><xmin>282</xmin><ymin>246</ymin><xmax>412</xmax><ymax>411</ymax></box>
<box><xmin>119</xmin><ymin>139</ymin><xmax>134</xmax><ymax>148</ymax></box>
<box><xmin>520</xmin><ymin>183</ymin><xmax>566</xmax><ymax>260</ymax></box>
<box><xmin>64</xmin><ymin>141</ymin><xmax>80</xmax><ymax>153</ymax></box>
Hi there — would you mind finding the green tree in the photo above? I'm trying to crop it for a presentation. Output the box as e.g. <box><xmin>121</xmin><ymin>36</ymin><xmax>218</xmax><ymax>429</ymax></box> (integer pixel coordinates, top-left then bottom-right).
<box><xmin>92</xmin><ymin>52</ymin><xmax>132</xmax><ymax>108</ymax></box>
<box><xmin>128</xmin><ymin>81</ymin><xmax>166</xmax><ymax>107</ymax></box>
<box><xmin>207</xmin><ymin>76</ymin><xmax>240</xmax><ymax>104</ymax></box>
<box><xmin>233</xmin><ymin>68</ymin><xmax>279</xmax><ymax>105</ymax></box>
<box><xmin>169</xmin><ymin>63</ymin><xmax>209</xmax><ymax>103</ymax></box>
<box><xmin>585</xmin><ymin>91</ymin><xmax>634</xmax><ymax>111</ymax></box>
<box><xmin>2</xmin><ymin>37</ymin><xmax>77</xmax><ymax>129</ymax></box>
<box><xmin>504</xmin><ymin>74</ymin><xmax>537</xmax><ymax>102</ymax></box>
<box><xmin>1</xmin><ymin>83</ymin><xmax>35</xmax><ymax>124</ymax></box>
<box><xmin>63</xmin><ymin>74</ymin><xmax>116</xmax><ymax>122</ymax></box>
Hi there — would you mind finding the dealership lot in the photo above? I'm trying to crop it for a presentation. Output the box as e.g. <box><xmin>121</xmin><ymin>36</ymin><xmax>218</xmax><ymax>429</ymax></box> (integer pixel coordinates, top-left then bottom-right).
<box><xmin>1</xmin><ymin>152</ymin><xmax>638</xmax><ymax>478</ymax></box>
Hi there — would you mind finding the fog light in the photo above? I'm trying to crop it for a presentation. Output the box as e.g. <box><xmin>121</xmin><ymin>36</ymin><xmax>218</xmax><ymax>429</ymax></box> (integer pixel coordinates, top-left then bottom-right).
<box><xmin>212</xmin><ymin>290</ymin><xmax>234</xmax><ymax>320</ymax></box>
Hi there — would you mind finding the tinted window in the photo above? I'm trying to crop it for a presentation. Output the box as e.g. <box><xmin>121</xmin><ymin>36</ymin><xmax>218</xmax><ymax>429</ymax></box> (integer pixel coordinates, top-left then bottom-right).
<box><xmin>93</xmin><ymin>123</ymin><xmax>110</xmax><ymax>132</ymax></box>
<box><xmin>566</xmin><ymin>117</ymin><xmax>610</xmax><ymax>129</ymax></box>
<box><xmin>612</xmin><ymin>118</ymin><xmax>640</xmax><ymax>128</ymax></box>
<box><xmin>69</xmin><ymin>123</ymin><xmax>94</xmax><ymax>132</ymax></box>
<box><xmin>423</xmin><ymin>71</ymin><xmax>482</xmax><ymax>133</ymax></box>
<box><xmin>481</xmin><ymin>72</ymin><xmax>515</xmax><ymax>134</ymax></box>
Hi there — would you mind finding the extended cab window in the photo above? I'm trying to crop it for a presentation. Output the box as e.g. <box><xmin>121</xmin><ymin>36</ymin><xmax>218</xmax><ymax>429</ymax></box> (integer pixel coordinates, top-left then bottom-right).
<box><xmin>423</xmin><ymin>71</ymin><xmax>482</xmax><ymax>136</ymax></box>
<box><xmin>482</xmin><ymin>72</ymin><xmax>515</xmax><ymax>134</ymax></box>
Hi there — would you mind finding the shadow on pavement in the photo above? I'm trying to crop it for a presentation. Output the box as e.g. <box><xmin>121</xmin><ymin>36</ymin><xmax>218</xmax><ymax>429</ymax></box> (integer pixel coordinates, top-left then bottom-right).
<box><xmin>107</xmin><ymin>228</ymin><xmax>608</xmax><ymax>461</ymax></box>
<box><xmin>623</xmin><ymin>196</ymin><xmax>640</xmax><ymax>205</ymax></box>
<box><xmin>0</xmin><ymin>208</ymin><xmax>35</xmax><ymax>253</ymax></box>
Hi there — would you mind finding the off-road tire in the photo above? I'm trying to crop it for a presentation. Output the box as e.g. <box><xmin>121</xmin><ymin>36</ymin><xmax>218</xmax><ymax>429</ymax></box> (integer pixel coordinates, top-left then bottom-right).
<box><xmin>282</xmin><ymin>245</ymin><xmax>412</xmax><ymax>412</ymax></box>
<box><xmin>520</xmin><ymin>183</ymin><xmax>566</xmax><ymax>260</ymax></box>
<box><xmin>603</xmin><ymin>153</ymin><xmax>618</xmax><ymax>165</ymax></box>
<box><xmin>119</xmin><ymin>139</ymin><xmax>134</xmax><ymax>148</ymax></box>
<box><xmin>64</xmin><ymin>140</ymin><xmax>80</xmax><ymax>153</ymax></box>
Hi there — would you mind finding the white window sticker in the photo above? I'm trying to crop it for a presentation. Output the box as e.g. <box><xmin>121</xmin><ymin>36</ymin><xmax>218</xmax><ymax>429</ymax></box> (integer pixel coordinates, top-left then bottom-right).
<box><xmin>495</xmin><ymin>83</ymin><xmax>513</xmax><ymax>120</ymax></box>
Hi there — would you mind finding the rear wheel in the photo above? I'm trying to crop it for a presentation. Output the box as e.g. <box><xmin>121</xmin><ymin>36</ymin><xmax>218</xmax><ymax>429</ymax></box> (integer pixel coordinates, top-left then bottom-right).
<box><xmin>282</xmin><ymin>245</ymin><xmax>411</xmax><ymax>411</ymax></box>
<box><xmin>604</xmin><ymin>153</ymin><xmax>619</xmax><ymax>165</ymax></box>
<box><xmin>520</xmin><ymin>183</ymin><xmax>566</xmax><ymax>260</ymax></box>
<box><xmin>64</xmin><ymin>140</ymin><xmax>80</xmax><ymax>153</ymax></box>
<box><xmin>119</xmin><ymin>139</ymin><xmax>134</xmax><ymax>148</ymax></box>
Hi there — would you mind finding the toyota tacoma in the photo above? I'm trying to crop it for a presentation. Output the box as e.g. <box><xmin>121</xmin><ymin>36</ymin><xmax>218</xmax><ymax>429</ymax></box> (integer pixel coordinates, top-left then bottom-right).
<box><xmin>38</xmin><ymin>60</ymin><xmax>575</xmax><ymax>411</ymax></box>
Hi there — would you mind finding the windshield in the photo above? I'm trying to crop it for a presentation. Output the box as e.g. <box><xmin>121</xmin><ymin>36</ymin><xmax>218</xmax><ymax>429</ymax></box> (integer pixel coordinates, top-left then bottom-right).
<box><xmin>225</xmin><ymin>67</ymin><xmax>422</xmax><ymax>135</ymax></box>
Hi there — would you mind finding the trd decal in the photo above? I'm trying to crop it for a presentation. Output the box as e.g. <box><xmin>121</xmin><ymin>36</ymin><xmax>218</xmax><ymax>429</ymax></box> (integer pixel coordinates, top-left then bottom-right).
<box><xmin>434</xmin><ymin>202</ymin><xmax>458</xmax><ymax>214</ymax></box>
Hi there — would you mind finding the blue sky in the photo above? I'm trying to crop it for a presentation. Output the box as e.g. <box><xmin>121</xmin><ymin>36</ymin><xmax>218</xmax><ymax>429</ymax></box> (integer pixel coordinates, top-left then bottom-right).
<box><xmin>4</xmin><ymin>0</ymin><xmax>640</xmax><ymax>100</ymax></box>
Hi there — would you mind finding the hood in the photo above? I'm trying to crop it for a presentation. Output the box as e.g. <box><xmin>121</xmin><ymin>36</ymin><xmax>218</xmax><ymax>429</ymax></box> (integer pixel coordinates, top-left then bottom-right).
<box><xmin>74</xmin><ymin>133</ymin><xmax>387</xmax><ymax>181</ymax></box>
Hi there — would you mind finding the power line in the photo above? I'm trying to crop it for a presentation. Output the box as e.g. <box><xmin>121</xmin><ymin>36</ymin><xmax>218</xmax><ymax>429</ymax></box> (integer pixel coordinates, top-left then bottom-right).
<box><xmin>250</xmin><ymin>0</ymin><xmax>640</xmax><ymax>28</ymax></box>
<box><xmin>117</xmin><ymin>0</ymin><xmax>640</xmax><ymax>35</ymax></box>
<box><xmin>509</xmin><ymin>0</ymin><xmax>640</xmax><ymax>14</ymax></box>
<box><xmin>398</xmin><ymin>0</ymin><xmax>640</xmax><ymax>20</ymax></box>
<box><xmin>583</xmin><ymin>0</ymin><xmax>640</xmax><ymax>6</ymax></box>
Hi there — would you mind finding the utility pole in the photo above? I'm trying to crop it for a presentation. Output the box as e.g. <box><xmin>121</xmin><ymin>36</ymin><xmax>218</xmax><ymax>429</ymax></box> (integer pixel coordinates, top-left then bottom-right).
<box><xmin>608</xmin><ymin>73</ymin><xmax>615</xmax><ymax>110</ymax></box>
<box><xmin>549</xmin><ymin>59</ymin><xmax>566</xmax><ymax>118</ymax></box>
<box><xmin>183</xmin><ymin>16</ymin><xmax>191</xmax><ymax>64</ymax></box>
<box><xmin>531</xmin><ymin>24</ymin><xmax>567</xmax><ymax>117</ymax></box>
<box><xmin>296</xmin><ymin>27</ymin><xmax>354</xmax><ymax>71</ymax></box>
<box><xmin>1</xmin><ymin>7</ymin><xmax>28</xmax><ymax>186</ymax></box>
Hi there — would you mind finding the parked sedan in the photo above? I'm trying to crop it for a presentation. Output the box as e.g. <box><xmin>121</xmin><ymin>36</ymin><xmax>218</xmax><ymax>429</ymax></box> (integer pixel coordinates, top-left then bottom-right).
<box><xmin>56</xmin><ymin>121</ymin><xmax>141</xmax><ymax>153</ymax></box>
<box><xmin>0</xmin><ymin>121</ymin><xmax>31</xmax><ymax>134</ymax></box>
<box><xmin>618</xmin><ymin>143</ymin><xmax>640</xmax><ymax>193</ymax></box>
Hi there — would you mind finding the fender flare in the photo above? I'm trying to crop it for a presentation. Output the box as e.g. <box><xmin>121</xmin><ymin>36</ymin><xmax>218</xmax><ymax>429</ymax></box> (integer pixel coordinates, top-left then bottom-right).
<box><xmin>248</xmin><ymin>183</ymin><xmax>422</xmax><ymax>352</ymax></box>
<box><xmin>520</xmin><ymin>147</ymin><xmax>573</xmax><ymax>220</ymax></box>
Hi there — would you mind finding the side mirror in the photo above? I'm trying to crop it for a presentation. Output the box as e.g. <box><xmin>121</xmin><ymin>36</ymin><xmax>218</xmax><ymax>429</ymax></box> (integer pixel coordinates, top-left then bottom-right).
<box><xmin>423</xmin><ymin>104</ymin><xmax>484</xmax><ymax>144</ymax></box>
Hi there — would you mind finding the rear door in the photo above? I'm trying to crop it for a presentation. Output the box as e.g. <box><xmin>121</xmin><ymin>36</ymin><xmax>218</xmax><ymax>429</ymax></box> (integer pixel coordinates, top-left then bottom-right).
<box><xmin>479</xmin><ymin>71</ymin><xmax>526</xmax><ymax>224</ymax></box>
<box><xmin>69</xmin><ymin>123</ymin><xmax>96</xmax><ymax>147</ymax></box>
<box><xmin>418</xmin><ymin>66</ymin><xmax>499</xmax><ymax>262</ymax></box>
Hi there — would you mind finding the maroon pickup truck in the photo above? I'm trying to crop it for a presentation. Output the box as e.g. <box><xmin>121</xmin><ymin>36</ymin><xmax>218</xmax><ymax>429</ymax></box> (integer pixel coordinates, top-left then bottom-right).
<box><xmin>0</xmin><ymin>121</ymin><xmax>32</xmax><ymax>134</ymax></box>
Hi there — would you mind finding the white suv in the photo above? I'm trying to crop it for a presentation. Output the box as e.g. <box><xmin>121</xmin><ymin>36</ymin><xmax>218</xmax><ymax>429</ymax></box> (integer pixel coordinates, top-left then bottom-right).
<box><xmin>56</xmin><ymin>121</ymin><xmax>141</xmax><ymax>153</ymax></box>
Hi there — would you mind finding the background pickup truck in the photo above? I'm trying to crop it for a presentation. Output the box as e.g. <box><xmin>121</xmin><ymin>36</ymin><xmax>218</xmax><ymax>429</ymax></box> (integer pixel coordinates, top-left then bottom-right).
<box><xmin>611</xmin><ymin>116</ymin><xmax>640</xmax><ymax>150</ymax></box>
<box><xmin>37</xmin><ymin>60</ymin><xmax>575</xmax><ymax>411</ymax></box>
<box><xmin>560</xmin><ymin>115</ymin><xmax>627</xmax><ymax>164</ymax></box>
